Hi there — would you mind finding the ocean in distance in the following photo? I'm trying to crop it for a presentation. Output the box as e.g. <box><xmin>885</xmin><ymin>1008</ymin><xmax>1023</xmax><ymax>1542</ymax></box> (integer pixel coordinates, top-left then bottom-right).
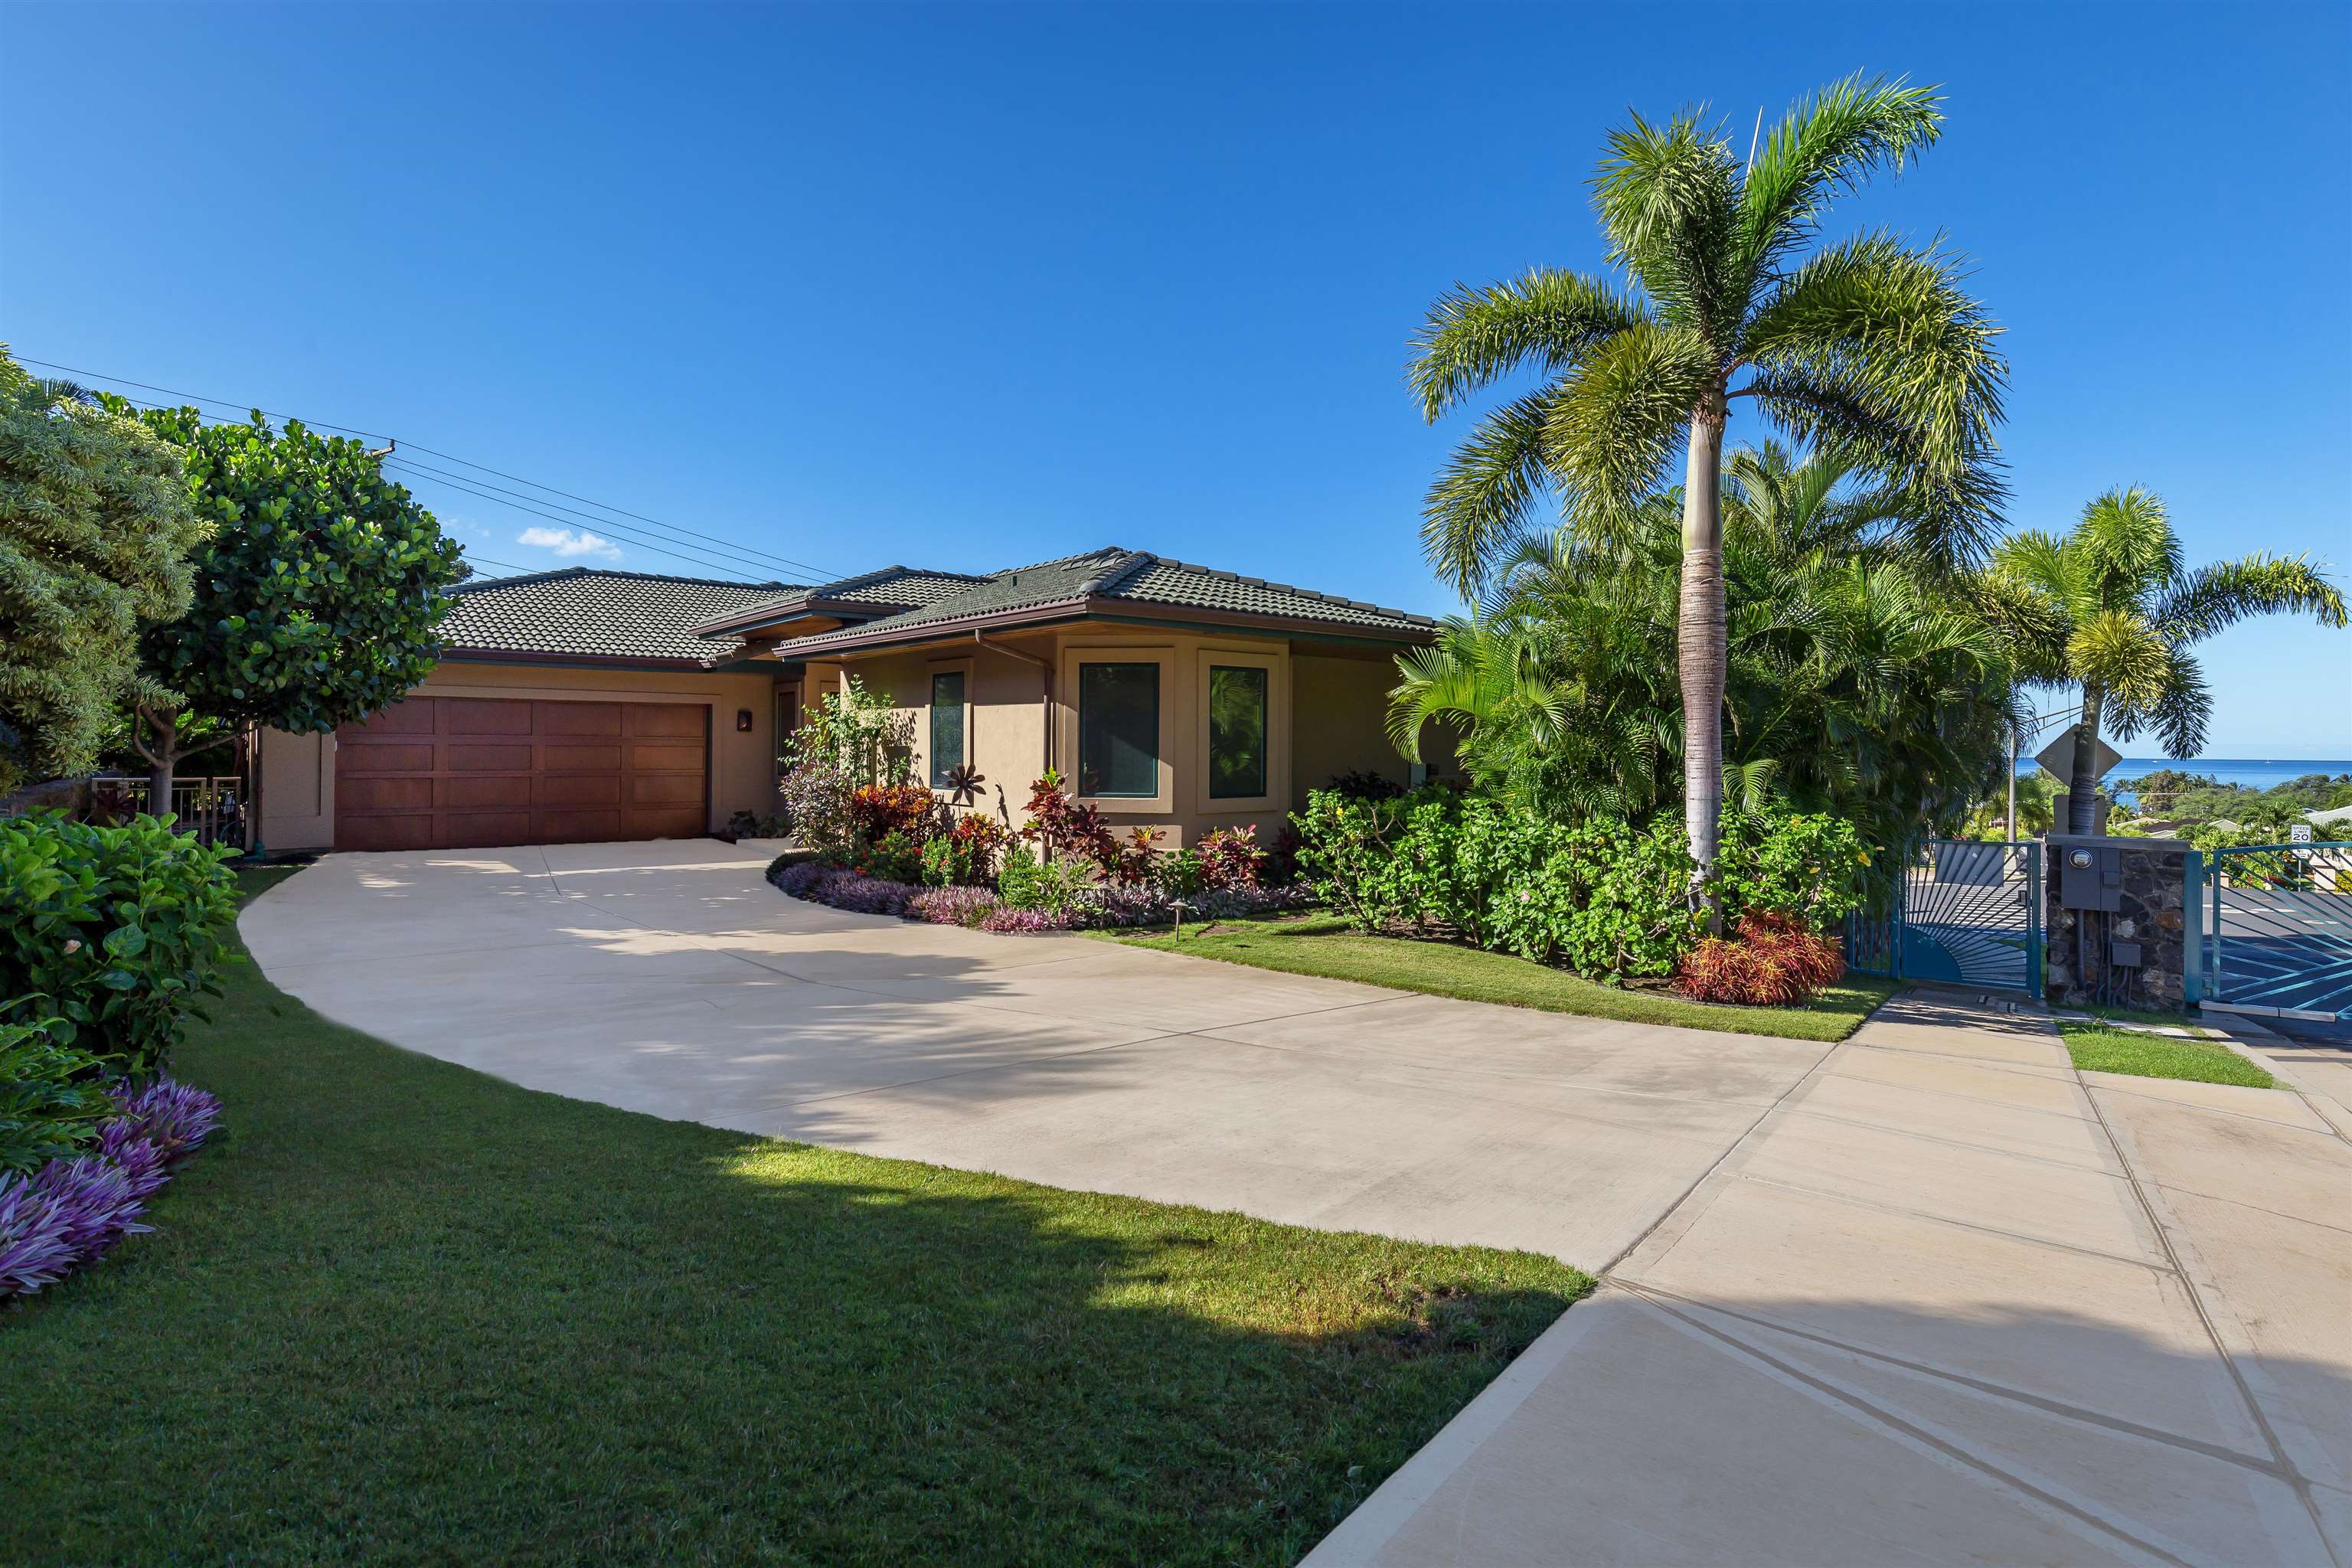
<box><xmin>2015</xmin><ymin>757</ymin><xmax>2352</xmax><ymax>805</ymax></box>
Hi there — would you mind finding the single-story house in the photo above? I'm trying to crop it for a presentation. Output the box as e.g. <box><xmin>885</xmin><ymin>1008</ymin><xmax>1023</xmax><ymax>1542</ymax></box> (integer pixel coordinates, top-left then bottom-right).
<box><xmin>256</xmin><ymin>545</ymin><xmax>1439</xmax><ymax>854</ymax></box>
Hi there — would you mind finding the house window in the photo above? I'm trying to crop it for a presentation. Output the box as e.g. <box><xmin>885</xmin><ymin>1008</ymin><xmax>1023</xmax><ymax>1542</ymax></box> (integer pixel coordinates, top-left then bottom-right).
<box><xmin>929</xmin><ymin>671</ymin><xmax>966</xmax><ymax>788</ymax></box>
<box><xmin>1077</xmin><ymin>662</ymin><xmax>1158</xmax><ymax>797</ymax></box>
<box><xmin>1207</xmin><ymin>665</ymin><xmax>1268</xmax><ymax>799</ymax></box>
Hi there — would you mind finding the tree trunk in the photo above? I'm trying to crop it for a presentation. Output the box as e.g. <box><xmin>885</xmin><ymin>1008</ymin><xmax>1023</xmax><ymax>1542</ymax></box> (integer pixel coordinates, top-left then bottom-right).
<box><xmin>142</xmin><ymin>707</ymin><xmax>180</xmax><ymax>823</ymax></box>
<box><xmin>2066</xmin><ymin>686</ymin><xmax>2104</xmax><ymax>835</ymax></box>
<box><xmin>1680</xmin><ymin>405</ymin><xmax>1729</xmax><ymax>918</ymax></box>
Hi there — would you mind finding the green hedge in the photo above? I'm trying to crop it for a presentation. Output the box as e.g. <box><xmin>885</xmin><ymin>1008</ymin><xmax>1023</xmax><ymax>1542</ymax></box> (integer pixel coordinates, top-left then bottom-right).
<box><xmin>0</xmin><ymin>813</ymin><xmax>240</xmax><ymax>1080</ymax></box>
<box><xmin>1292</xmin><ymin>787</ymin><xmax>1867</xmax><ymax>981</ymax></box>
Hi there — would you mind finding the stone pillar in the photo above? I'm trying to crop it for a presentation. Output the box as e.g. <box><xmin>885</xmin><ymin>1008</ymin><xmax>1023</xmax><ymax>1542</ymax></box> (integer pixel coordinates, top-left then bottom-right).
<box><xmin>2044</xmin><ymin>834</ymin><xmax>2194</xmax><ymax>1011</ymax></box>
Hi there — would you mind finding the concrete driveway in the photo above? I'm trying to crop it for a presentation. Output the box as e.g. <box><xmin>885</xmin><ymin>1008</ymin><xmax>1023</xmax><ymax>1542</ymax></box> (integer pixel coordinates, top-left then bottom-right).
<box><xmin>240</xmin><ymin>838</ymin><xmax>1832</xmax><ymax>1270</ymax></box>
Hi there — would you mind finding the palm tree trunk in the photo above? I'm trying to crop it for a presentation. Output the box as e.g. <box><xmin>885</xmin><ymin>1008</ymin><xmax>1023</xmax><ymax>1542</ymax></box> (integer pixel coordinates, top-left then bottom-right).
<box><xmin>1680</xmin><ymin>405</ymin><xmax>1728</xmax><ymax>913</ymax></box>
<box><xmin>2066</xmin><ymin>686</ymin><xmax>2104</xmax><ymax>835</ymax></box>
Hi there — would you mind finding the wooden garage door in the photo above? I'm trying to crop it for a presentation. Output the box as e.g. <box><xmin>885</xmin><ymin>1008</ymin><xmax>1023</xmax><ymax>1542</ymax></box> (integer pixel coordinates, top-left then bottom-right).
<box><xmin>334</xmin><ymin>697</ymin><xmax>708</xmax><ymax>851</ymax></box>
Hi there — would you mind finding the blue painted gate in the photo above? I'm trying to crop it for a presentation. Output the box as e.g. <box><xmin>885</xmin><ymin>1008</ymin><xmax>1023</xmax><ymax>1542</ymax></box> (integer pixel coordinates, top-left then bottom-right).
<box><xmin>1846</xmin><ymin>839</ymin><xmax>2043</xmax><ymax>998</ymax></box>
<box><xmin>2203</xmin><ymin>842</ymin><xmax>2352</xmax><ymax>1019</ymax></box>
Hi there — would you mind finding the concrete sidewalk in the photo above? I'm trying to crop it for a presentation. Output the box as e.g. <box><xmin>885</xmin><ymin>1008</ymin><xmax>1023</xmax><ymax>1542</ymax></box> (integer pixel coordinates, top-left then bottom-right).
<box><xmin>241</xmin><ymin>839</ymin><xmax>1832</xmax><ymax>1269</ymax></box>
<box><xmin>1309</xmin><ymin>991</ymin><xmax>2352</xmax><ymax>1566</ymax></box>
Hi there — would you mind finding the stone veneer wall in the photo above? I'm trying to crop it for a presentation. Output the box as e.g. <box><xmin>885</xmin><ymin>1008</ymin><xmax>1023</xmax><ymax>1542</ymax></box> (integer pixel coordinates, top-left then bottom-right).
<box><xmin>2043</xmin><ymin>834</ymin><xmax>2194</xmax><ymax>1011</ymax></box>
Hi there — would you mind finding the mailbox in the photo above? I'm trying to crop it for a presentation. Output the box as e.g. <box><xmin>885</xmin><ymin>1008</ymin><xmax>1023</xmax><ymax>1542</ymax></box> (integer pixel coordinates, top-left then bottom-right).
<box><xmin>2059</xmin><ymin>844</ymin><xmax>2123</xmax><ymax>912</ymax></box>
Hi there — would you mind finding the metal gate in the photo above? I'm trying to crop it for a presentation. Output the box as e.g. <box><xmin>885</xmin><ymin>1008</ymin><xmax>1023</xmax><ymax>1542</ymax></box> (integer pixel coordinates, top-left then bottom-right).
<box><xmin>2204</xmin><ymin>842</ymin><xmax>2352</xmax><ymax>1019</ymax></box>
<box><xmin>1846</xmin><ymin>839</ymin><xmax>2043</xmax><ymax>998</ymax></box>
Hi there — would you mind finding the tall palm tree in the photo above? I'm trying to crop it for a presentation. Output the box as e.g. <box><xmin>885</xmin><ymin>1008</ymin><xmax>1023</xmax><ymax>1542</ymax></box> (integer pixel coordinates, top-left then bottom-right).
<box><xmin>1408</xmin><ymin>74</ymin><xmax>2007</xmax><ymax>900</ymax></box>
<box><xmin>1992</xmin><ymin>488</ymin><xmax>2344</xmax><ymax>834</ymax></box>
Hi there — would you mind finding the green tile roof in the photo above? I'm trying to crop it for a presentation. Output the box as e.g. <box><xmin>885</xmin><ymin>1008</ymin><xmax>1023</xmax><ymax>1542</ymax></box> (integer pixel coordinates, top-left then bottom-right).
<box><xmin>439</xmin><ymin>568</ymin><xmax>802</xmax><ymax>664</ymax></box>
<box><xmin>763</xmin><ymin>547</ymin><xmax>1435</xmax><ymax>655</ymax></box>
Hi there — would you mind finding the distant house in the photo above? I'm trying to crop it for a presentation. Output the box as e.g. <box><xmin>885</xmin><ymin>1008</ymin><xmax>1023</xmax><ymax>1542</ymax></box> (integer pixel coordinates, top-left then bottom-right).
<box><xmin>2307</xmin><ymin>803</ymin><xmax>2352</xmax><ymax>832</ymax></box>
<box><xmin>255</xmin><ymin>547</ymin><xmax>1439</xmax><ymax>854</ymax></box>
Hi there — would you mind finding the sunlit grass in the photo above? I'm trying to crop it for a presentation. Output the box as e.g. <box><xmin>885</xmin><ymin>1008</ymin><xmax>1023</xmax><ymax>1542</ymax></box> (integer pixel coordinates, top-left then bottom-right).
<box><xmin>2</xmin><ymin>869</ymin><xmax>1589</xmax><ymax>1566</ymax></box>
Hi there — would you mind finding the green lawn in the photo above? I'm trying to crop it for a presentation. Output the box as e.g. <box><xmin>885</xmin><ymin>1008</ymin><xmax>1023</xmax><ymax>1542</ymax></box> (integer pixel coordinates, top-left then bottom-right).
<box><xmin>1109</xmin><ymin>916</ymin><xmax>1897</xmax><ymax>1042</ymax></box>
<box><xmin>2058</xmin><ymin>1021</ymin><xmax>2277</xmax><ymax>1089</ymax></box>
<box><xmin>2</xmin><ymin>870</ymin><xmax>1591</xmax><ymax>1566</ymax></box>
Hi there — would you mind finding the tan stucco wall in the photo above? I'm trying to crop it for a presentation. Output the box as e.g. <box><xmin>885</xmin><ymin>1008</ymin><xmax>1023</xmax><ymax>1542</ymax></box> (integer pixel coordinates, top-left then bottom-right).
<box><xmin>827</xmin><ymin>627</ymin><xmax>1414</xmax><ymax>848</ymax></box>
<box><xmin>257</xmin><ymin>661</ymin><xmax>786</xmax><ymax>852</ymax></box>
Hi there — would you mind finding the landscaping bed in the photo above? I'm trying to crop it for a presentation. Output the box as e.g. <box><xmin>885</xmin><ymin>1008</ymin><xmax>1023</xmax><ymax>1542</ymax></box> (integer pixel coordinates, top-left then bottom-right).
<box><xmin>1112</xmin><ymin>915</ymin><xmax>1897</xmax><ymax>1042</ymax></box>
<box><xmin>1</xmin><ymin>870</ymin><xmax>1592</xmax><ymax>1567</ymax></box>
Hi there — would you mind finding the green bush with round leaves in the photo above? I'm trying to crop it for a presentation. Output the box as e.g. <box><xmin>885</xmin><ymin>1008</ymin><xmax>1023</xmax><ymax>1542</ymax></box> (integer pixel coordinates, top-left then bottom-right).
<box><xmin>0</xmin><ymin>812</ymin><xmax>239</xmax><ymax>1080</ymax></box>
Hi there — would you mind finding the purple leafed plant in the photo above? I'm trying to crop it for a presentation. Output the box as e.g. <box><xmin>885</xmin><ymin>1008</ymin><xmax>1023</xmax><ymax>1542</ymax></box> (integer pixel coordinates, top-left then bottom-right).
<box><xmin>976</xmin><ymin>904</ymin><xmax>1071</xmax><ymax>934</ymax></box>
<box><xmin>908</xmin><ymin>887</ymin><xmax>1001</xmax><ymax>928</ymax></box>
<box><xmin>28</xmin><ymin>1154</ymin><xmax>153</xmax><ymax>1272</ymax></box>
<box><xmin>0</xmin><ymin>1176</ymin><xmax>75</xmax><ymax>1298</ymax></box>
<box><xmin>824</xmin><ymin>875</ymin><xmax>919</xmax><ymax>916</ymax></box>
<box><xmin>108</xmin><ymin>1079</ymin><xmax>224</xmax><ymax>1169</ymax></box>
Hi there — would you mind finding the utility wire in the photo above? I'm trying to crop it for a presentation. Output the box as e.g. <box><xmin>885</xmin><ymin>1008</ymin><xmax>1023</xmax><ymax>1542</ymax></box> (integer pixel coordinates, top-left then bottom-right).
<box><xmin>385</xmin><ymin>453</ymin><xmax>806</xmax><ymax>579</ymax></box>
<box><xmin>13</xmin><ymin>354</ymin><xmax>843</xmax><ymax>580</ymax></box>
<box><xmin>384</xmin><ymin>460</ymin><xmax>774</xmax><ymax>583</ymax></box>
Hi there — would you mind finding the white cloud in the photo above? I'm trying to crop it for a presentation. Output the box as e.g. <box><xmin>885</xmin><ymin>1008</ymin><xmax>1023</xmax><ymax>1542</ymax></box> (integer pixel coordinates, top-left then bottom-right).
<box><xmin>518</xmin><ymin>526</ymin><xmax>622</xmax><ymax>561</ymax></box>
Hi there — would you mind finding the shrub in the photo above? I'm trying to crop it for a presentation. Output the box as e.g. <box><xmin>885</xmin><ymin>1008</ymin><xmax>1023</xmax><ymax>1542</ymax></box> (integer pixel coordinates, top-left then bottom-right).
<box><xmin>997</xmin><ymin>843</ymin><xmax>1089</xmax><ymax>913</ymax></box>
<box><xmin>1018</xmin><ymin>771</ymin><xmax>1118</xmax><ymax>873</ymax></box>
<box><xmin>1195</xmin><ymin>826</ymin><xmax>1264</xmax><ymax>889</ymax></box>
<box><xmin>848</xmin><ymin>783</ymin><xmax>936</xmax><ymax>848</ymax></box>
<box><xmin>0</xmin><ymin>813</ymin><xmax>239</xmax><ymax>1079</ymax></box>
<box><xmin>857</xmin><ymin>828</ymin><xmax>926</xmax><ymax>885</ymax></box>
<box><xmin>1674</xmin><ymin>912</ymin><xmax>1847</xmax><ymax>1005</ymax></box>
<box><xmin>1713</xmin><ymin>808</ymin><xmax>1869</xmax><ymax>932</ymax></box>
<box><xmin>0</xmin><ymin>1012</ymin><xmax>113</xmax><ymax>1176</ymax></box>
<box><xmin>922</xmin><ymin>815</ymin><xmax>1008</xmax><ymax>887</ymax></box>
<box><xmin>908</xmin><ymin>887</ymin><xmax>1001</xmax><ymax>928</ymax></box>
<box><xmin>778</xmin><ymin>763</ymin><xmax>860</xmax><ymax>864</ymax></box>
<box><xmin>977</xmin><ymin>905</ymin><xmax>1071</xmax><ymax>934</ymax></box>
<box><xmin>723</xmin><ymin>810</ymin><xmax>790</xmax><ymax>841</ymax></box>
<box><xmin>1292</xmin><ymin>788</ymin><xmax>1414</xmax><ymax>930</ymax></box>
<box><xmin>825</xmin><ymin>874</ymin><xmax>920</xmax><ymax>917</ymax></box>
<box><xmin>1152</xmin><ymin>848</ymin><xmax>1207</xmax><ymax>898</ymax></box>
<box><xmin>786</xmin><ymin>676</ymin><xmax>916</xmax><ymax>785</ymax></box>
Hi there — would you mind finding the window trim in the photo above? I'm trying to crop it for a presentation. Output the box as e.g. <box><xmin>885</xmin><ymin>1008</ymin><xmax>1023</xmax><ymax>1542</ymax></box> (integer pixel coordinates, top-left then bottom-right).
<box><xmin>1075</xmin><ymin>661</ymin><xmax>1161</xmax><ymax>799</ymax></box>
<box><xmin>1056</xmin><ymin>643</ymin><xmax>1175</xmax><ymax>813</ymax></box>
<box><xmin>1191</xmin><ymin>647</ymin><xmax>1286</xmax><ymax>813</ymax></box>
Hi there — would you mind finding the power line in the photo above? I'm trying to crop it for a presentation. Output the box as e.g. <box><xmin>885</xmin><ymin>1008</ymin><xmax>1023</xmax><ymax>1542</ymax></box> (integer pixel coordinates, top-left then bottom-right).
<box><xmin>12</xmin><ymin>354</ymin><xmax>844</xmax><ymax>580</ymax></box>
<box><xmin>386</xmin><ymin>461</ymin><xmax>774</xmax><ymax>583</ymax></box>
<box><xmin>385</xmin><ymin>454</ymin><xmax>808</xmax><ymax>578</ymax></box>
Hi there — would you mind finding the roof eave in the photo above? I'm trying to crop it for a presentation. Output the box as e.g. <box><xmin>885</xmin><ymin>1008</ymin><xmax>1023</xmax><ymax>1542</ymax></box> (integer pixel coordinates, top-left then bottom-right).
<box><xmin>438</xmin><ymin>647</ymin><xmax>735</xmax><ymax>672</ymax></box>
<box><xmin>765</xmin><ymin>595</ymin><xmax>1433</xmax><ymax>660</ymax></box>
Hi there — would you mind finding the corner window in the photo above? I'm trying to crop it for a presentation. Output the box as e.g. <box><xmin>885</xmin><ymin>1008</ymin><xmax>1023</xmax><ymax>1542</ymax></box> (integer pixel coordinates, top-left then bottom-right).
<box><xmin>929</xmin><ymin>671</ymin><xmax>966</xmax><ymax>788</ymax></box>
<box><xmin>1207</xmin><ymin>665</ymin><xmax>1268</xmax><ymax>799</ymax></box>
<box><xmin>1077</xmin><ymin>662</ymin><xmax>1158</xmax><ymax>797</ymax></box>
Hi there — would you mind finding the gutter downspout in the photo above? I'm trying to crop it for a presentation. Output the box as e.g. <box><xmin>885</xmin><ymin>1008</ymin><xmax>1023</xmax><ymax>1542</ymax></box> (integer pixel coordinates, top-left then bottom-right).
<box><xmin>975</xmin><ymin>630</ymin><xmax>1054</xmax><ymax>775</ymax></box>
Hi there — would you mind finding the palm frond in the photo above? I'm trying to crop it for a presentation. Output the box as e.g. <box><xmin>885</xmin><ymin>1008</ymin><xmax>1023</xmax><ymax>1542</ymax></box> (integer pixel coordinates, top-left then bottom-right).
<box><xmin>1419</xmin><ymin>390</ymin><xmax>1562</xmax><ymax>596</ymax></box>
<box><xmin>1736</xmin><ymin>74</ymin><xmax>1943</xmax><ymax>280</ymax></box>
<box><xmin>2149</xmin><ymin>552</ymin><xmax>2347</xmax><ymax>642</ymax></box>
<box><xmin>1544</xmin><ymin>321</ymin><xmax>1716</xmax><ymax>542</ymax></box>
<box><xmin>2073</xmin><ymin>487</ymin><xmax>2180</xmax><ymax>601</ymax></box>
<box><xmin>1408</xmin><ymin>269</ymin><xmax>1650</xmax><ymax>421</ymax></box>
<box><xmin>2066</xmin><ymin>609</ymin><xmax>2173</xmax><ymax>710</ymax></box>
<box><xmin>1589</xmin><ymin>108</ymin><xmax>1740</xmax><ymax>336</ymax></box>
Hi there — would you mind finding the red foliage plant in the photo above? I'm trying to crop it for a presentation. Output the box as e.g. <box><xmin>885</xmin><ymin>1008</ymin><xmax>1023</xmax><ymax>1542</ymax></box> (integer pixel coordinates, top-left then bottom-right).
<box><xmin>848</xmin><ymin>783</ymin><xmax>935</xmax><ymax>845</ymax></box>
<box><xmin>1018</xmin><ymin>771</ymin><xmax>1119</xmax><ymax>872</ymax></box>
<box><xmin>1195</xmin><ymin>825</ymin><xmax>1263</xmax><ymax>890</ymax></box>
<box><xmin>1674</xmin><ymin>910</ymin><xmax>1845</xmax><ymax>1007</ymax></box>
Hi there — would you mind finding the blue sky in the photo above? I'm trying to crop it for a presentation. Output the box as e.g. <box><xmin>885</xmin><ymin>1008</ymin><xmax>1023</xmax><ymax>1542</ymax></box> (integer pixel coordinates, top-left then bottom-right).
<box><xmin>6</xmin><ymin>2</ymin><xmax>2347</xmax><ymax>753</ymax></box>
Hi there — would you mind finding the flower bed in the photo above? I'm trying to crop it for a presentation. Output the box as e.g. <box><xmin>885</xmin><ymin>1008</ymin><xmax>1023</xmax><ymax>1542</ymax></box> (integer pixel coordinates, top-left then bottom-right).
<box><xmin>1</xmin><ymin>1076</ymin><xmax>223</xmax><ymax>1298</ymax></box>
<box><xmin>770</xmin><ymin>856</ymin><xmax>1312</xmax><ymax>933</ymax></box>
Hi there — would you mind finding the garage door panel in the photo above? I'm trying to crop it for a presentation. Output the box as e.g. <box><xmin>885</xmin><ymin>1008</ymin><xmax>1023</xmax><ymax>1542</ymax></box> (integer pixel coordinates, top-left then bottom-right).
<box><xmin>626</xmin><ymin>705</ymin><xmax>706</xmax><ymax>738</ymax></box>
<box><xmin>535</xmin><ymin>702</ymin><xmax>623</xmax><ymax>737</ymax></box>
<box><xmin>446</xmin><ymin>743</ymin><xmax>534</xmax><ymax>773</ymax></box>
<box><xmin>443</xmin><ymin>775</ymin><xmax>539</xmax><ymax>808</ymax></box>
<box><xmin>349</xmin><ymin>701</ymin><xmax>436</xmax><ymax>736</ymax></box>
<box><xmin>538</xmin><ymin>775</ymin><xmax>622</xmax><ymax>808</ymax></box>
<box><xmin>627</xmin><ymin>773</ymin><xmax>704</xmax><ymax>806</ymax></box>
<box><xmin>338</xmin><ymin>777</ymin><xmax>435</xmax><ymax>812</ymax></box>
<box><xmin>542</xmin><ymin>744</ymin><xmax>624</xmax><ymax>773</ymax></box>
<box><xmin>337</xmin><ymin>696</ymin><xmax>707</xmax><ymax>851</ymax></box>
<box><xmin>340</xmin><ymin>742</ymin><xmax>436</xmax><ymax>774</ymax></box>
<box><xmin>627</xmin><ymin>743</ymin><xmax>705</xmax><ymax>773</ymax></box>
<box><xmin>443</xmin><ymin>699</ymin><xmax>534</xmax><ymax>735</ymax></box>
